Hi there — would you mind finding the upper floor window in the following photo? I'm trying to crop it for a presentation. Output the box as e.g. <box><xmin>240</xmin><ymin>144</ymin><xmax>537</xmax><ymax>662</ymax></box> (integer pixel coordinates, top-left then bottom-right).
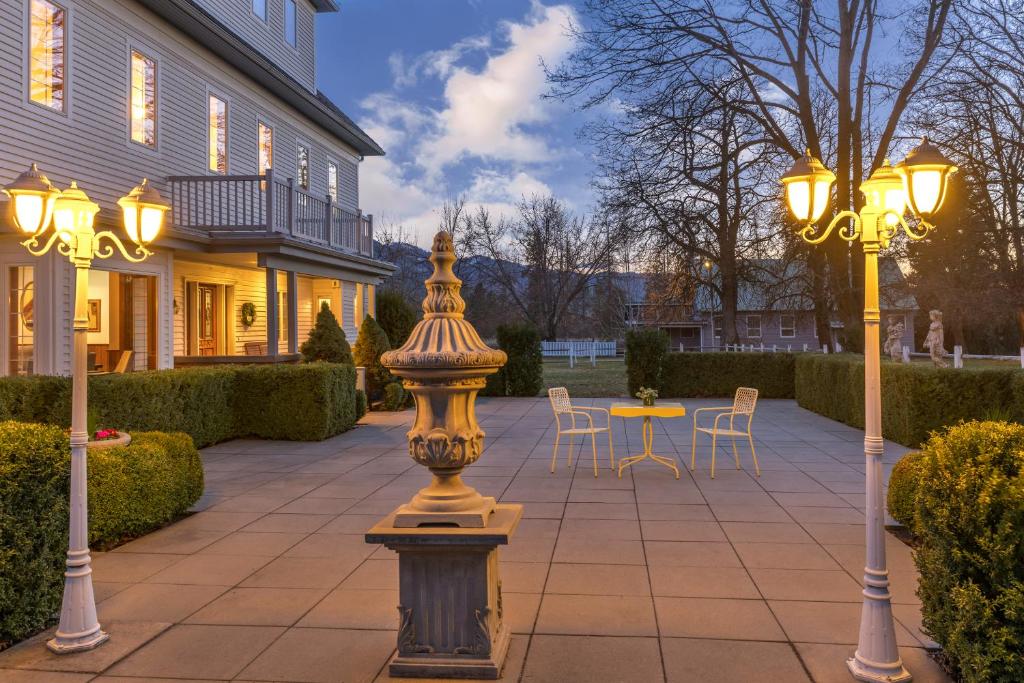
<box><xmin>208</xmin><ymin>94</ymin><xmax>228</xmax><ymax>174</ymax></box>
<box><xmin>284</xmin><ymin>0</ymin><xmax>297</xmax><ymax>47</ymax></box>
<box><xmin>327</xmin><ymin>161</ymin><xmax>338</xmax><ymax>202</ymax></box>
<box><xmin>252</xmin><ymin>0</ymin><xmax>266</xmax><ymax>21</ymax></box>
<box><xmin>258</xmin><ymin>121</ymin><xmax>273</xmax><ymax>174</ymax></box>
<box><xmin>28</xmin><ymin>0</ymin><xmax>66</xmax><ymax>112</ymax></box>
<box><xmin>779</xmin><ymin>313</ymin><xmax>796</xmax><ymax>338</ymax></box>
<box><xmin>746</xmin><ymin>315</ymin><xmax>761</xmax><ymax>339</ymax></box>
<box><xmin>297</xmin><ymin>144</ymin><xmax>309</xmax><ymax>189</ymax></box>
<box><xmin>130</xmin><ymin>51</ymin><xmax>157</xmax><ymax>147</ymax></box>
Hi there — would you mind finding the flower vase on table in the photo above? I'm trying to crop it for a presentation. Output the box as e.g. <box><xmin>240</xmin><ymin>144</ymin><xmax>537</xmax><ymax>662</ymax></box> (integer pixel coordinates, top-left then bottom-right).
<box><xmin>636</xmin><ymin>387</ymin><xmax>658</xmax><ymax>407</ymax></box>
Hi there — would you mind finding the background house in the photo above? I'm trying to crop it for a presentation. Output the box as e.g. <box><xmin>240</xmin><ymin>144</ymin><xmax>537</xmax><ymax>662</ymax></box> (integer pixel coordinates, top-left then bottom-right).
<box><xmin>0</xmin><ymin>0</ymin><xmax>392</xmax><ymax>376</ymax></box>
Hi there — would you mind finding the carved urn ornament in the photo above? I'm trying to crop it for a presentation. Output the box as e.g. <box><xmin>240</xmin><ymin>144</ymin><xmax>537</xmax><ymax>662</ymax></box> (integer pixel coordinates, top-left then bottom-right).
<box><xmin>381</xmin><ymin>230</ymin><xmax>507</xmax><ymax>527</ymax></box>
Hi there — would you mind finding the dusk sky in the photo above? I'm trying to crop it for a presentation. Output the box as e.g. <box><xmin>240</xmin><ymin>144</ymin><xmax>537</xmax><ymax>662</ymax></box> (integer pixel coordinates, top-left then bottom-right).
<box><xmin>317</xmin><ymin>0</ymin><xmax>598</xmax><ymax>245</ymax></box>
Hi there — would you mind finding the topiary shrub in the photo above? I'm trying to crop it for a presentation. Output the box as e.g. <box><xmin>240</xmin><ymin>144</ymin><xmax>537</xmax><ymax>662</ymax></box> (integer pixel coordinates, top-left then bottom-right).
<box><xmin>376</xmin><ymin>290</ymin><xmax>418</xmax><ymax>349</ymax></box>
<box><xmin>353</xmin><ymin>315</ymin><xmax>393</xmax><ymax>404</ymax></box>
<box><xmin>301</xmin><ymin>302</ymin><xmax>353</xmax><ymax>364</ymax></box>
<box><xmin>355</xmin><ymin>390</ymin><xmax>368</xmax><ymax>420</ymax></box>
<box><xmin>382</xmin><ymin>382</ymin><xmax>407</xmax><ymax>411</ymax></box>
<box><xmin>914</xmin><ymin>420</ymin><xmax>1024</xmax><ymax>682</ymax></box>
<box><xmin>625</xmin><ymin>328</ymin><xmax>667</xmax><ymax>396</ymax></box>
<box><xmin>659</xmin><ymin>352</ymin><xmax>795</xmax><ymax>398</ymax></box>
<box><xmin>233</xmin><ymin>363</ymin><xmax>356</xmax><ymax>440</ymax></box>
<box><xmin>0</xmin><ymin>422</ymin><xmax>69</xmax><ymax>648</ymax></box>
<box><xmin>886</xmin><ymin>451</ymin><xmax>924</xmax><ymax>533</ymax></box>
<box><xmin>483</xmin><ymin>324</ymin><xmax>541</xmax><ymax>397</ymax></box>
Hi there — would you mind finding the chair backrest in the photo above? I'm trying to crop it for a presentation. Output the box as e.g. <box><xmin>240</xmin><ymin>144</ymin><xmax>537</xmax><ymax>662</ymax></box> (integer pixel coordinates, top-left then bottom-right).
<box><xmin>733</xmin><ymin>386</ymin><xmax>758</xmax><ymax>415</ymax></box>
<box><xmin>548</xmin><ymin>387</ymin><xmax>573</xmax><ymax>414</ymax></box>
<box><xmin>112</xmin><ymin>350</ymin><xmax>133</xmax><ymax>374</ymax></box>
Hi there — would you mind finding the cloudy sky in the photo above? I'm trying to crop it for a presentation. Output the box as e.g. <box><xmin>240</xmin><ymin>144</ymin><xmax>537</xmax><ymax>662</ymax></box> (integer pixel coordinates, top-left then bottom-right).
<box><xmin>317</xmin><ymin>0</ymin><xmax>595</xmax><ymax>245</ymax></box>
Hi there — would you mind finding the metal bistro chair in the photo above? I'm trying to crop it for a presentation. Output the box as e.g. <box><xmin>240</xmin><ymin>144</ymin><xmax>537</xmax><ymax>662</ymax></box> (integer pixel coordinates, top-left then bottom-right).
<box><xmin>691</xmin><ymin>387</ymin><xmax>761</xmax><ymax>479</ymax></box>
<box><xmin>548</xmin><ymin>387</ymin><xmax>614</xmax><ymax>477</ymax></box>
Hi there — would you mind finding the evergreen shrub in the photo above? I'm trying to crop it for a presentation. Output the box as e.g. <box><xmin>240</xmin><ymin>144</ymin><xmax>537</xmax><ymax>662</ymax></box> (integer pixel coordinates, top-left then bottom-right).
<box><xmin>482</xmin><ymin>324</ymin><xmax>542</xmax><ymax>397</ymax></box>
<box><xmin>625</xmin><ymin>329</ymin><xmax>667</xmax><ymax>396</ymax></box>
<box><xmin>353</xmin><ymin>315</ymin><xmax>393</xmax><ymax>403</ymax></box>
<box><xmin>886</xmin><ymin>450</ymin><xmax>924</xmax><ymax>532</ymax></box>
<box><xmin>376</xmin><ymin>290</ymin><xmax>418</xmax><ymax>349</ymax></box>
<box><xmin>383</xmin><ymin>382</ymin><xmax>407</xmax><ymax>411</ymax></box>
<box><xmin>658</xmin><ymin>352</ymin><xmax>795</xmax><ymax>398</ymax></box>
<box><xmin>300</xmin><ymin>302</ymin><xmax>353</xmax><ymax>364</ymax></box>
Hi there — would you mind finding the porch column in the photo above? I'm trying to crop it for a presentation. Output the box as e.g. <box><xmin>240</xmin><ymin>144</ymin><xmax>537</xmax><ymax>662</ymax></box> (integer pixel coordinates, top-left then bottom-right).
<box><xmin>287</xmin><ymin>270</ymin><xmax>298</xmax><ymax>354</ymax></box>
<box><xmin>266</xmin><ymin>267</ymin><xmax>279</xmax><ymax>356</ymax></box>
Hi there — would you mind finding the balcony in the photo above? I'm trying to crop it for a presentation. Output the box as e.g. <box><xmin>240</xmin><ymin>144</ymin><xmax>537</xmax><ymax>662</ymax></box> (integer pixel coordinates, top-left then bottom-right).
<box><xmin>167</xmin><ymin>169</ymin><xmax>374</xmax><ymax>257</ymax></box>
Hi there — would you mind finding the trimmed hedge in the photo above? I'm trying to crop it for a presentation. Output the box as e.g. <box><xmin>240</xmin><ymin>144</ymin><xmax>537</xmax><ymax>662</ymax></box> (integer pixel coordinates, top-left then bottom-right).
<box><xmin>483</xmin><ymin>324</ymin><xmax>543</xmax><ymax>397</ymax></box>
<box><xmin>914</xmin><ymin>421</ymin><xmax>1024</xmax><ymax>682</ymax></box>
<box><xmin>625</xmin><ymin>329</ymin><xmax>667</xmax><ymax>396</ymax></box>
<box><xmin>886</xmin><ymin>450</ymin><xmax>924</xmax><ymax>532</ymax></box>
<box><xmin>0</xmin><ymin>423</ymin><xmax>203</xmax><ymax>648</ymax></box>
<box><xmin>659</xmin><ymin>352</ymin><xmax>796</xmax><ymax>398</ymax></box>
<box><xmin>796</xmin><ymin>354</ymin><xmax>1024</xmax><ymax>446</ymax></box>
<box><xmin>0</xmin><ymin>364</ymin><xmax>358</xmax><ymax>448</ymax></box>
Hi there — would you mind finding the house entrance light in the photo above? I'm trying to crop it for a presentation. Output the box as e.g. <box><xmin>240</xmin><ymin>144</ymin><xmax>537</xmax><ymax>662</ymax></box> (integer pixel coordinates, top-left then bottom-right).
<box><xmin>3</xmin><ymin>163</ymin><xmax>60</xmax><ymax>236</ymax></box>
<box><xmin>781</xmin><ymin>140</ymin><xmax>956</xmax><ymax>683</ymax></box>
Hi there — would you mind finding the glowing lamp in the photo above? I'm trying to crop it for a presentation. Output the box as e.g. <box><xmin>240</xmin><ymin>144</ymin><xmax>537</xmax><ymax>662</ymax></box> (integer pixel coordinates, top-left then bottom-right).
<box><xmin>893</xmin><ymin>136</ymin><xmax>957</xmax><ymax>219</ymax></box>
<box><xmin>53</xmin><ymin>182</ymin><xmax>100</xmax><ymax>241</ymax></box>
<box><xmin>3</xmin><ymin>164</ymin><xmax>60</xmax><ymax>235</ymax></box>
<box><xmin>781</xmin><ymin>150</ymin><xmax>836</xmax><ymax>224</ymax></box>
<box><xmin>860</xmin><ymin>160</ymin><xmax>906</xmax><ymax>227</ymax></box>
<box><xmin>117</xmin><ymin>178</ymin><xmax>169</xmax><ymax>246</ymax></box>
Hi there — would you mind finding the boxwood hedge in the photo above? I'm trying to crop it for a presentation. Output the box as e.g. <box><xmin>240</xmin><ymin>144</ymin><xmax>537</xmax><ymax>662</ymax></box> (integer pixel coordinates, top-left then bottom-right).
<box><xmin>659</xmin><ymin>352</ymin><xmax>796</xmax><ymax>399</ymax></box>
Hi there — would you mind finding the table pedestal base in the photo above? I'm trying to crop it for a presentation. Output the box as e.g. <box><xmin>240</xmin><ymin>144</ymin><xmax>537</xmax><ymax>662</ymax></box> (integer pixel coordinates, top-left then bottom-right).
<box><xmin>617</xmin><ymin>416</ymin><xmax>680</xmax><ymax>479</ymax></box>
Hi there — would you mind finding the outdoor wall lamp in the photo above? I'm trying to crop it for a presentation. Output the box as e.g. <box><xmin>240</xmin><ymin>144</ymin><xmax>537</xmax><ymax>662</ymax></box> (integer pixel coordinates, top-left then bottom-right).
<box><xmin>3</xmin><ymin>166</ymin><xmax>169</xmax><ymax>654</ymax></box>
<box><xmin>780</xmin><ymin>138</ymin><xmax>957</xmax><ymax>683</ymax></box>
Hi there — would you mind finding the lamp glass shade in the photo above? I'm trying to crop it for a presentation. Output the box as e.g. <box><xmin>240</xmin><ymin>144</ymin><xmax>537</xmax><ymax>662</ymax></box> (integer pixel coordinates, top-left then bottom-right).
<box><xmin>908</xmin><ymin>170</ymin><xmax>943</xmax><ymax>216</ymax></box>
<box><xmin>860</xmin><ymin>161</ymin><xmax>906</xmax><ymax>227</ymax></box>
<box><xmin>52</xmin><ymin>182</ymin><xmax>99</xmax><ymax>237</ymax></box>
<box><xmin>781</xmin><ymin>151</ymin><xmax>835</xmax><ymax>224</ymax></box>
<box><xmin>3</xmin><ymin>164</ymin><xmax>59</xmax><ymax>235</ymax></box>
<box><xmin>894</xmin><ymin>137</ymin><xmax>958</xmax><ymax>218</ymax></box>
<box><xmin>118</xmin><ymin>179</ymin><xmax>168</xmax><ymax>246</ymax></box>
<box><xmin>13</xmin><ymin>195</ymin><xmax>44</xmax><ymax>235</ymax></box>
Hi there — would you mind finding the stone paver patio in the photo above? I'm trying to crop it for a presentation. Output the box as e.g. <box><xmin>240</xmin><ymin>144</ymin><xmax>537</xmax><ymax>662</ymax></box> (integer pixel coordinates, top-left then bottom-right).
<box><xmin>0</xmin><ymin>397</ymin><xmax>952</xmax><ymax>683</ymax></box>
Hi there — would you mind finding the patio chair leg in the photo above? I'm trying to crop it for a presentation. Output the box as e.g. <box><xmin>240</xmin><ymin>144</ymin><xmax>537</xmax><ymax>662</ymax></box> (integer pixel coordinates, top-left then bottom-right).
<box><xmin>748</xmin><ymin>433</ymin><xmax>761</xmax><ymax>476</ymax></box>
<box><xmin>608</xmin><ymin>427</ymin><xmax>614</xmax><ymax>470</ymax></box>
<box><xmin>710</xmin><ymin>431</ymin><xmax>718</xmax><ymax>479</ymax></box>
<box><xmin>690</xmin><ymin>422</ymin><xmax>698</xmax><ymax>471</ymax></box>
<box><xmin>551</xmin><ymin>431</ymin><xmax>560</xmax><ymax>473</ymax></box>
<box><xmin>731</xmin><ymin>437</ymin><xmax>740</xmax><ymax>470</ymax></box>
<box><xmin>591</xmin><ymin>432</ymin><xmax>598</xmax><ymax>478</ymax></box>
<box><xmin>567</xmin><ymin>435</ymin><xmax>573</xmax><ymax>468</ymax></box>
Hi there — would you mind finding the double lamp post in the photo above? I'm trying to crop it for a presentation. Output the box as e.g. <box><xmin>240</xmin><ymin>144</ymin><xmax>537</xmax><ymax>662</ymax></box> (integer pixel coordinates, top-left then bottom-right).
<box><xmin>780</xmin><ymin>137</ymin><xmax>957</xmax><ymax>683</ymax></box>
<box><xmin>3</xmin><ymin>164</ymin><xmax>169</xmax><ymax>653</ymax></box>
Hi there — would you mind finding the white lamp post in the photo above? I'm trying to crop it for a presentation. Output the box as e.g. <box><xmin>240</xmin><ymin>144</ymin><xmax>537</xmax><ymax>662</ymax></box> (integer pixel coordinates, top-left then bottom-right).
<box><xmin>781</xmin><ymin>138</ymin><xmax>956</xmax><ymax>683</ymax></box>
<box><xmin>3</xmin><ymin>167</ymin><xmax>169</xmax><ymax>653</ymax></box>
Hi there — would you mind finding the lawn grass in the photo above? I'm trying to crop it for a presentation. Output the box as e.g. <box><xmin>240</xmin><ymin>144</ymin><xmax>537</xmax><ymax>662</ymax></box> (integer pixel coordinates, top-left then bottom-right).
<box><xmin>542</xmin><ymin>358</ymin><xmax>628</xmax><ymax>397</ymax></box>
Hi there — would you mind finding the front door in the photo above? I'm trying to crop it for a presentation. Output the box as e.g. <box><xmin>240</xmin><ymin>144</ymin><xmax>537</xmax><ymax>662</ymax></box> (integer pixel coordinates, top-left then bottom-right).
<box><xmin>198</xmin><ymin>284</ymin><xmax>217</xmax><ymax>356</ymax></box>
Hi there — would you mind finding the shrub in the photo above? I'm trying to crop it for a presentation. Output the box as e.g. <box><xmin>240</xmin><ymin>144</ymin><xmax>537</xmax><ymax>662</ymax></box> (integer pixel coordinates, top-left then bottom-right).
<box><xmin>0</xmin><ymin>422</ymin><xmax>69</xmax><ymax>648</ymax></box>
<box><xmin>625</xmin><ymin>329</ymin><xmax>667</xmax><ymax>396</ymax></box>
<box><xmin>383</xmin><ymin>382</ymin><xmax>407</xmax><ymax>411</ymax></box>
<box><xmin>355</xmin><ymin>389</ymin><xmax>368</xmax><ymax>420</ymax></box>
<box><xmin>484</xmin><ymin>324</ymin><xmax>542</xmax><ymax>397</ymax></box>
<box><xmin>233</xmin><ymin>363</ymin><xmax>356</xmax><ymax>440</ymax></box>
<box><xmin>353</xmin><ymin>315</ymin><xmax>393</xmax><ymax>403</ymax></box>
<box><xmin>300</xmin><ymin>302</ymin><xmax>353</xmax><ymax>364</ymax></box>
<box><xmin>659</xmin><ymin>352</ymin><xmax>795</xmax><ymax>398</ymax></box>
<box><xmin>886</xmin><ymin>451</ymin><xmax>924</xmax><ymax>532</ymax></box>
<box><xmin>914</xmin><ymin>421</ymin><xmax>1024</xmax><ymax>682</ymax></box>
<box><xmin>377</xmin><ymin>290</ymin><xmax>418</xmax><ymax>349</ymax></box>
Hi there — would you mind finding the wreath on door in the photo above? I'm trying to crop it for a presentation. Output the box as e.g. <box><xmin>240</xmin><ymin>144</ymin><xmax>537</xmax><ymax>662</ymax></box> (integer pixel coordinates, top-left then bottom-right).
<box><xmin>240</xmin><ymin>302</ymin><xmax>257</xmax><ymax>328</ymax></box>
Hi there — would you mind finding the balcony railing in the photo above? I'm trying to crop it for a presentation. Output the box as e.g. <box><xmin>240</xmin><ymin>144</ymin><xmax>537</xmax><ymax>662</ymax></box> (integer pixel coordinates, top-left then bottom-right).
<box><xmin>167</xmin><ymin>169</ymin><xmax>374</xmax><ymax>257</ymax></box>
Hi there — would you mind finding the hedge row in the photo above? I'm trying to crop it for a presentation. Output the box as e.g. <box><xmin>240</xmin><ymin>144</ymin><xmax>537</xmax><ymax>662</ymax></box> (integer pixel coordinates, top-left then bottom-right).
<box><xmin>0</xmin><ymin>363</ymin><xmax>359</xmax><ymax>448</ymax></box>
<box><xmin>660</xmin><ymin>352</ymin><xmax>796</xmax><ymax>399</ymax></box>
<box><xmin>0</xmin><ymin>423</ymin><xmax>203</xmax><ymax>647</ymax></box>
<box><xmin>483</xmin><ymin>324</ymin><xmax>543</xmax><ymax>397</ymax></box>
<box><xmin>795</xmin><ymin>354</ymin><xmax>1024</xmax><ymax>446</ymax></box>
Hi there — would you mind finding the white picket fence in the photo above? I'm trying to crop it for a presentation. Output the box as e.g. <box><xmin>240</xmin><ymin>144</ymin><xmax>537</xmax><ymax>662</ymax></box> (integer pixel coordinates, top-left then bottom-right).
<box><xmin>909</xmin><ymin>346</ymin><xmax>1024</xmax><ymax>369</ymax></box>
<box><xmin>541</xmin><ymin>340</ymin><xmax>617</xmax><ymax>368</ymax></box>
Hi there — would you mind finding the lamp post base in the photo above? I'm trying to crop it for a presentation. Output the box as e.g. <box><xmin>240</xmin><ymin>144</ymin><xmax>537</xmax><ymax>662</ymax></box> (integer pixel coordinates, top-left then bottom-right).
<box><xmin>847</xmin><ymin>654</ymin><xmax>912</xmax><ymax>682</ymax></box>
<box><xmin>47</xmin><ymin>627</ymin><xmax>109</xmax><ymax>654</ymax></box>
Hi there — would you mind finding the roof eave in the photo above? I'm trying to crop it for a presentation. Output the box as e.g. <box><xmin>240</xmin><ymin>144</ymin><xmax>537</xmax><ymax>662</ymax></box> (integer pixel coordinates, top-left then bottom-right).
<box><xmin>311</xmin><ymin>0</ymin><xmax>339</xmax><ymax>12</ymax></box>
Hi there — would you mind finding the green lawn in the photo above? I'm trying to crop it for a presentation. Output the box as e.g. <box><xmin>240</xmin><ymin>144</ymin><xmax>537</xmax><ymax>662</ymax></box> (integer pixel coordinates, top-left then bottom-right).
<box><xmin>542</xmin><ymin>358</ymin><xmax>628</xmax><ymax>397</ymax></box>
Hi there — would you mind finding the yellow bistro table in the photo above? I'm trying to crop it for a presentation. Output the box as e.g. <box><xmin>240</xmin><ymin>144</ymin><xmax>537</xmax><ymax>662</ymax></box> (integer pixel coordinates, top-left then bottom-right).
<box><xmin>610</xmin><ymin>402</ymin><xmax>686</xmax><ymax>479</ymax></box>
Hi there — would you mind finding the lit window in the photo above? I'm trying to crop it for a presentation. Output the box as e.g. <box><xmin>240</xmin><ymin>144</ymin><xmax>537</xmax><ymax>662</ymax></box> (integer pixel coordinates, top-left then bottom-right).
<box><xmin>746</xmin><ymin>315</ymin><xmax>761</xmax><ymax>339</ymax></box>
<box><xmin>28</xmin><ymin>0</ymin><xmax>66</xmax><ymax>112</ymax></box>
<box><xmin>252</xmin><ymin>0</ymin><xmax>266</xmax><ymax>21</ymax></box>
<box><xmin>354</xmin><ymin>283</ymin><xmax>363</xmax><ymax>326</ymax></box>
<box><xmin>130</xmin><ymin>51</ymin><xmax>157</xmax><ymax>147</ymax></box>
<box><xmin>258</xmin><ymin>121</ymin><xmax>273</xmax><ymax>174</ymax></box>
<box><xmin>208</xmin><ymin>94</ymin><xmax>227</xmax><ymax>174</ymax></box>
<box><xmin>284</xmin><ymin>0</ymin><xmax>297</xmax><ymax>46</ymax></box>
<box><xmin>713</xmin><ymin>316</ymin><xmax>722</xmax><ymax>338</ymax></box>
<box><xmin>297</xmin><ymin>144</ymin><xmax>309</xmax><ymax>189</ymax></box>
<box><xmin>8</xmin><ymin>266</ymin><xmax>35</xmax><ymax>376</ymax></box>
<box><xmin>367</xmin><ymin>284</ymin><xmax>375</xmax><ymax>318</ymax></box>
<box><xmin>780</xmin><ymin>314</ymin><xmax>796</xmax><ymax>338</ymax></box>
<box><xmin>278</xmin><ymin>291</ymin><xmax>288</xmax><ymax>342</ymax></box>
<box><xmin>327</xmin><ymin>161</ymin><xmax>338</xmax><ymax>202</ymax></box>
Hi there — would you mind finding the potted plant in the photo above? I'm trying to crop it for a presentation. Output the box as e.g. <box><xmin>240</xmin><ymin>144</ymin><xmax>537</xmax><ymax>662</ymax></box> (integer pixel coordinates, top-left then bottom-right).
<box><xmin>87</xmin><ymin>427</ymin><xmax>131</xmax><ymax>450</ymax></box>
<box><xmin>636</xmin><ymin>387</ymin><xmax>658</xmax><ymax>407</ymax></box>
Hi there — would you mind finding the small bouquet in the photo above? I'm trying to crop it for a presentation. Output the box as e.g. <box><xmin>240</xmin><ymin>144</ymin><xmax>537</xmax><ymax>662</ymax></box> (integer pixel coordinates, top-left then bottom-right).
<box><xmin>93</xmin><ymin>428</ymin><xmax>120</xmax><ymax>441</ymax></box>
<box><xmin>635</xmin><ymin>387</ymin><xmax>658</xmax><ymax>407</ymax></box>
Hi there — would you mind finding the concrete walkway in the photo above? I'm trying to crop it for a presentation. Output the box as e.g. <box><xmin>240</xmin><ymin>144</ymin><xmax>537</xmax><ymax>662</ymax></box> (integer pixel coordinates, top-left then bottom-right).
<box><xmin>0</xmin><ymin>397</ymin><xmax>952</xmax><ymax>682</ymax></box>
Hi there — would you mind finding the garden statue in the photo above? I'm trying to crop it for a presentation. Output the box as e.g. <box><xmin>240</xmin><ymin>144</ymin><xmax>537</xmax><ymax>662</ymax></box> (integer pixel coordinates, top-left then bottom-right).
<box><xmin>883</xmin><ymin>315</ymin><xmax>905</xmax><ymax>361</ymax></box>
<box><xmin>923</xmin><ymin>309</ymin><xmax>949</xmax><ymax>367</ymax></box>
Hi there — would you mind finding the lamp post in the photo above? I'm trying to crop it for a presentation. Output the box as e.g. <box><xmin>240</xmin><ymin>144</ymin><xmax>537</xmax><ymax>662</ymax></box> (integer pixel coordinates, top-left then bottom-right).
<box><xmin>781</xmin><ymin>138</ymin><xmax>957</xmax><ymax>683</ymax></box>
<box><xmin>3</xmin><ymin>166</ymin><xmax>169</xmax><ymax>654</ymax></box>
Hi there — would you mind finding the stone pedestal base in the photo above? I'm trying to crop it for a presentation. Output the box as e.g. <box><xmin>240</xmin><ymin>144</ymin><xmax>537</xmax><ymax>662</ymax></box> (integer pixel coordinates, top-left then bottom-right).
<box><xmin>393</xmin><ymin>496</ymin><xmax>496</xmax><ymax>528</ymax></box>
<box><xmin>366</xmin><ymin>504</ymin><xmax>523</xmax><ymax>679</ymax></box>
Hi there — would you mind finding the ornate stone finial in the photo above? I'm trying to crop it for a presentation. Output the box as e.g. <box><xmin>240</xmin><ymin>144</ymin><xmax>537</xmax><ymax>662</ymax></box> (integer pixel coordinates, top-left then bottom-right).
<box><xmin>381</xmin><ymin>231</ymin><xmax>507</xmax><ymax>527</ymax></box>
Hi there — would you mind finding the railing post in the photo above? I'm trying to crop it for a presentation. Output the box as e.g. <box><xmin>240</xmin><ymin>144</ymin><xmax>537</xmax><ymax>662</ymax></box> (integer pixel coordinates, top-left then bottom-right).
<box><xmin>264</xmin><ymin>168</ymin><xmax>274</xmax><ymax>233</ymax></box>
<box><xmin>367</xmin><ymin>213</ymin><xmax>374</xmax><ymax>258</ymax></box>
<box><xmin>287</xmin><ymin>177</ymin><xmax>296</xmax><ymax>237</ymax></box>
<box><xmin>325</xmin><ymin>194</ymin><xmax>334</xmax><ymax>247</ymax></box>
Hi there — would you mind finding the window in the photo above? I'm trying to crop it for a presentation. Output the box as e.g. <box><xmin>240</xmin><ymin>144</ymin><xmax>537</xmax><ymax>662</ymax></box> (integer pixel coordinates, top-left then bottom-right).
<box><xmin>28</xmin><ymin>0</ymin><xmax>66</xmax><ymax>112</ymax></box>
<box><xmin>354</xmin><ymin>283</ymin><xmax>363</xmax><ymax>326</ymax></box>
<box><xmin>278</xmin><ymin>291</ymin><xmax>288</xmax><ymax>342</ymax></box>
<box><xmin>129</xmin><ymin>50</ymin><xmax>157</xmax><ymax>147</ymax></box>
<box><xmin>779</xmin><ymin>313</ymin><xmax>796</xmax><ymax>338</ymax></box>
<box><xmin>284</xmin><ymin>0</ymin><xmax>297</xmax><ymax>46</ymax></box>
<box><xmin>327</xmin><ymin>161</ymin><xmax>338</xmax><ymax>202</ymax></box>
<box><xmin>713</xmin><ymin>316</ymin><xmax>722</xmax><ymax>339</ymax></box>
<box><xmin>367</xmin><ymin>284</ymin><xmax>376</xmax><ymax>318</ymax></box>
<box><xmin>746</xmin><ymin>315</ymin><xmax>761</xmax><ymax>338</ymax></box>
<box><xmin>297</xmin><ymin>144</ymin><xmax>309</xmax><ymax>189</ymax></box>
<box><xmin>252</xmin><ymin>0</ymin><xmax>266</xmax><ymax>20</ymax></box>
<box><xmin>258</xmin><ymin>121</ymin><xmax>273</xmax><ymax>174</ymax></box>
<box><xmin>9</xmin><ymin>266</ymin><xmax>35</xmax><ymax>376</ymax></box>
<box><xmin>208</xmin><ymin>94</ymin><xmax>227</xmax><ymax>173</ymax></box>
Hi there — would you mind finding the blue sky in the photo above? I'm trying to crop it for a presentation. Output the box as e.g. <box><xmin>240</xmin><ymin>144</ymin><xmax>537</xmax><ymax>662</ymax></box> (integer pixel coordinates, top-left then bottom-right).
<box><xmin>316</xmin><ymin>0</ymin><xmax>596</xmax><ymax>245</ymax></box>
